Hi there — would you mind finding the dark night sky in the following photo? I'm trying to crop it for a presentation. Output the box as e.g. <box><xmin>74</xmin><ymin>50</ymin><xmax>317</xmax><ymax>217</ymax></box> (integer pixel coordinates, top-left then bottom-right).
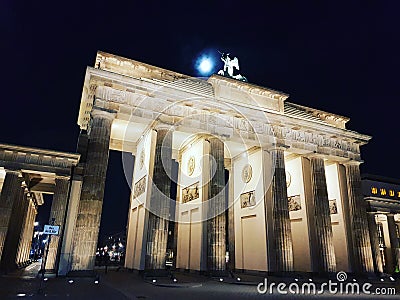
<box><xmin>1</xmin><ymin>1</ymin><xmax>400</xmax><ymax>236</ymax></box>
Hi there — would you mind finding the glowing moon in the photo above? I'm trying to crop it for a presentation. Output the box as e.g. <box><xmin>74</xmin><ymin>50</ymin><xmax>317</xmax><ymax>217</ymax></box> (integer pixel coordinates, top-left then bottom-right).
<box><xmin>196</xmin><ymin>54</ymin><xmax>215</xmax><ymax>75</ymax></box>
<box><xmin>199</xmin><ymin>58</ymin><xmax>212</xmax><ymax>73</ymax></box>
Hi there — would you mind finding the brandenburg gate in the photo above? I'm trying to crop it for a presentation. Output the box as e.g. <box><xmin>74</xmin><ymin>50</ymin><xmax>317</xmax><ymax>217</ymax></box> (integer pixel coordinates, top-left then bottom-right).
<box><xmin>0</xmin><ymin>51</ymin><xmax>384</xmax><ymax>276</ymax></box>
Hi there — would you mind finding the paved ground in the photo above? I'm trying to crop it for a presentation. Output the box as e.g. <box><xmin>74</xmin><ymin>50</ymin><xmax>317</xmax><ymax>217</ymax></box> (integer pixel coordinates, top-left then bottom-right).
<box><xmin>1</xmin><ymin>262</ymin><xmax>400</xmax><ymax>299</ymax></box>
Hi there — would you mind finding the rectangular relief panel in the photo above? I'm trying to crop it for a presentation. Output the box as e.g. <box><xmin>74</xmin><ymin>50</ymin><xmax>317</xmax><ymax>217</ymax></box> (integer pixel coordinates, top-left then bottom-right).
<box><xmin>240</xmin><ymin>190</ymin><xmax>256</xmax><ymax>208</ymax></box>
<box><xmin>133</xmin><ymin>175</ymin><xmax>146</xmax><ymax>199</ymax></box>
<box><xmin>182</xmin><ymin>182</ymin><xmax>199</xmax><ymax>203</ymax></box>
<box><xmin>288</xmin><ymin>195</ymin><xmax>301</xmax><ymax>212</ymax></box>
<box><xmin>329</xmin><ymin>199</ymin><xmax>338</xmax><ymax>215</ymax></box>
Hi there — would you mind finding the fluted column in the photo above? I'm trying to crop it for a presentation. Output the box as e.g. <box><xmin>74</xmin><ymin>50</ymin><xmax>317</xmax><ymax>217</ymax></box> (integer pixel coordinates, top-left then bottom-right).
<box><xmin>46</xmin><ymin>176</ymin><xmax>70</xmax><ymax>272</ymax></box>
<box><xmin>387</xmin><ymin>214</ymin><xmax>400</xmax><ymax>272</ymax></box>
<box><xmin>344</xmin><ymin>162</ymin><xmax>374</xmax><ymax>273</ymax></box>
<box><xmin>0</xmin><ymin>184</ymin><xmax>27</xmax><ymax>272</ymax></box>
<box><xmin>71</xmin><ymin>108</ymin><xmax>114</xmax><ymax>271</ymax></box>
<box><xmin>367</xmin><ymin>212</ymin><xmax>384</xmax><ymax>273</ymax></box>
<box><xmin>28</xmin><ymin>204</ymin><xmax>37</xmax><ymax>260</ymax></box>
<box><xmin>16</xmin><ymin>196</ymin><xmax>33</xmax><ymax>265</ymax></box>
<box><xmin>264</xmin><ymin>148</ymin><xmax>293</xmax><ymax>272</ymax></box>
<box><xmin>308</xmin><ymin>156</ymin><xmax>336</xmax><ymax>273</ymax></box>
<box><xmin>226</xmin><ymin>163</ymin><xmax>235</xmax><ymax>271</ymax></box>
<box><xmin>20</xmin><ymin>202</ymin><xmax>32</xmax><ymax>263</ymax></box>
<box><xmin>145</xmin><ymin>129</ymin><xmax>172</xmax><ymax>270</ymax></box>
<box><xmin>17</xmin><ymin>189</ymin><xmax>29</xmax><ymax>265</ymax></box>
<box><xmin>23</xmin><ymin>202</ymin><xmax>36</xmax><ymax>262</ymax></box>
<box><xmin>0</xmin><ymin>170</ymin><xmax>21</xmax><ymax>262</ymax></box>
<box><xmin>207</xmin><ymin>137</ymin><xmax>226</xmax><ymax>272</ymax></box>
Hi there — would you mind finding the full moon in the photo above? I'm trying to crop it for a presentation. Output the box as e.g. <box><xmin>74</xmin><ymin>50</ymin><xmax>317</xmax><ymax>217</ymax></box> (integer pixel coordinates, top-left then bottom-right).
<box><xmin>196</xmin><ymin>54</ymin><xmax>215</xmax><ymax>75</ymax></box>
<box><xmin>199</xmin><ymin>58</ymin><xmax>212</xmax><ymax>73</ymax></box>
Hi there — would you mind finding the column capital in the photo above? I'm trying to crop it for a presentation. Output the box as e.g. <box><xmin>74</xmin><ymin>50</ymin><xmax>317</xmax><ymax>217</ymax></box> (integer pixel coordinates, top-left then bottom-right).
<box><xmin>264</xmin><ymin>143</ymin><xmax>289</xmax><ymax>152</ymax></box>
<box><xmin>55</xmin><ymin>175</ymin><xmax>71</xmax><ymax>181</ymax></box>
<box><xmin>4</xmin><ymin>169</ymin><xmax>22</xmax><ymax>177</ymax></box>
<box><xmin>205</xmin><ymin>135</ymin><xmax>223</xmax><ymax>143</ymax></box>
<box><xmin>366</xmin><ymin>211</ymin><xmax>377</xmax><ymax>215</ymax></box>
<box><xmin>341</xmin><ymin>159</ymin><xmax>364</xmax><ymax>166</ymax></box>
<box><xmin>153</xmin><ymin>122</ymin><xmax>175</xmax><ymax>132</ymax></box>
<box><xmin>91</xmin><ymin>107</ymin><xmax>116</xmax><ymax>120</ymax></box>
<box><xmin>302</xmin><ymin>151</ymin><xmax>328</xmax><ymax>160</ymax></box>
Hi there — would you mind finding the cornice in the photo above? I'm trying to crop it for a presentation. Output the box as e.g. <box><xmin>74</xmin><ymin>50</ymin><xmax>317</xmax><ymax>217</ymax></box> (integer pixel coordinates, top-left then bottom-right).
<box><xmin>96</xmin><ymin>51</ymin><xmax>188</xmax><ymax>82</ymax></box>
<box><xmin>286</xmin><ymin>102</ymin><xmax>349</xmax><ymax>129</ymax></box>
<box><xmin>0</xmin><ymin>143</ymin><xmax>80</xmax><ymax>162</ymax></box>
<box><xmin>208</xmin><ymin>74</ymin><xmax>289</xmax><ymax>101</ymax></box>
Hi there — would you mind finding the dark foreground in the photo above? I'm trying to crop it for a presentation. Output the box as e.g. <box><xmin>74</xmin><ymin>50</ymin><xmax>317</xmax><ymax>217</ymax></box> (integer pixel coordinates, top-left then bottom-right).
<box><xmin>1</xmin><ymin>262</ymin><xmax>399</xmax><ymax>299</ymax></box>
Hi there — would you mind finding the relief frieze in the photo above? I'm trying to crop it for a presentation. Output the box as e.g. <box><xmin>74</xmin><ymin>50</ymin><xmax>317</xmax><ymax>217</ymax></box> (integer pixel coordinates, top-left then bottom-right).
<box><xmin>94</xmin><ymin>85</ymin><xmax>361</xmax><ymax>156</ymax></box>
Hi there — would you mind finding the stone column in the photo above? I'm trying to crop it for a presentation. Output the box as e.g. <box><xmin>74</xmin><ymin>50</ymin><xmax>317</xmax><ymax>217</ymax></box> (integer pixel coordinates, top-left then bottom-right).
<box><xmin>0</xmin><ymin>170</ymin><xmax>21</xmax><ymax>261</ymax></box>
<box><xmin>46</xmin><ymin>176</ymin><xmax>70</xmax><ymax>272</ymax></box>
<box><xmin>207</xmin><ymin>137</ymin><xmax>226</xmax><ymax>272</ymax></box>
<box><xmin>58</xmin><ymin>178</ymin><xmax>82</xmax><ymax>276</ymax></box>
<box><xmin>306</xmin><ymin>156</ymin><xmax>336</xmax><ymax>273</ymax></box>
<box><xmin>16</xmin><ymin>196</ymin><xmax>33</xmax><ymax>265</ymax></box>
<box><xmin>145</xmin><ymin>129</ymin><xmax>173</xmax><ymax>270</ymax></box>
<box><xmin>0</xmin><ymin>184</ymin><xmax>27</xmax><ymax>272</ymax></box>
<box><xmin>344</xmin><ymin>162</ymin><xmax>374</xmax><ymax>273</ymax></box>
<box><xmin>16</xmin><ymin>189</ymin><xmax>30</xmax><ymax>267</ymax></box>
<box><xmin>15</xmin><ymin>205</ymin><xmax>26</xmax><ymax>265</ymax></box>
<box><xmin>28</xmin><ymin>204</ymin><xmax>37</xmax><ymax>260</ymax></box>
<box><xmin>171</xmin><ymin>159</ymin><xmax>180</xmax><ymax>270</ymax></box>
<box><xmin>226</xmin><ymin>163</ymin><xmax>235</xmax><ymax>272</ymax></box>
<box><xmin>20</xmin><ymin>201</ymin><xmax>32</xmax><ymax>263</ymax></box>
<box><xmin>337</xmin><ymin>164</ymin><xmax>356</xmax><ymax>271</ymax></box>
<box><xmin>71</xmin><ymin>108</ymin><xmax>114</xmax><ymax>271</ymax></box>
<box><xmin>25</xmin><ymin>201</ymin><xmax>35</xmax><ymax>262</ymax></box>
<box><xmin>367</xmin><ymin>212</ymin><xmax>384</xmax><ymax>273</ymax></box>
<box><xmin>264</xmin><ymin>148</ymin><xmax>293</xmax><ymax>272</ymax></box>
<box><xmin>387</xmin><ymin>214</ymin><xmax>400</xmax><ymax>272</ymax></box>
<box><xmin>23</xmin><ymin>202</ymin><xmax>36</xmax><ymax>263</ymax></box>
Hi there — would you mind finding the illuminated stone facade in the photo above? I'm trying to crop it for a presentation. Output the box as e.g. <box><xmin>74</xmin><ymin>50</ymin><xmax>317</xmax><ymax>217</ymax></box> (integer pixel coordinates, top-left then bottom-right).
<box><xmin>1</xmin><ymin>52</ymin><xmax>393</xmax><ymax>276</ymax></box>
<box><xmin>362</xmin><ymin>175</ymin><xmax>400</xmax><ymax>274</ymax></box>
<box><xmin>0</xmin><ymin>145</ymin><xmax>79</xmax><ymax>274</ymax></box>
<box><xmin>74</xmin><ymin>52</ymin><xmax>374</xmax><ymax>274</ymax></box>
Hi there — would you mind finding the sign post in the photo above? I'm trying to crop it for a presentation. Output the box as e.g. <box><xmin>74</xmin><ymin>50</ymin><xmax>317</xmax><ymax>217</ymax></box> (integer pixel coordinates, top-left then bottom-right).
<box><xmin>38</xmin><ymin>218</ymin><xmax>58</xmax><ymax>294</ymax></box>
<box><xmin>43</xmin><ymin>225</ymin><xmax>60</xmax><ymax>235</ymax></box>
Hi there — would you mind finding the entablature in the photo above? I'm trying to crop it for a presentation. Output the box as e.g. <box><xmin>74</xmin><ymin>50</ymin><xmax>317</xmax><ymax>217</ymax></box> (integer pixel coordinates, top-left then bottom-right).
<box><xmin>366</xmin><ymin>197</ymin><xmax>400</xmax><ymax>214</ymax></box>
<box><xmin>0</xmin><ymin>144</ymin><xmax>80</xmax><ymax>177</ymax></box>
<box><xmin>77</xmin><ymin>61</ymin><xmax>371</xmax><ymax>162</ymax></box>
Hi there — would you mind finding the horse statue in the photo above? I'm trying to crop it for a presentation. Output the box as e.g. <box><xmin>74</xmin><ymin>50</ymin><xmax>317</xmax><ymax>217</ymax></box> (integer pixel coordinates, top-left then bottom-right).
<box><xmin>217</xmin><ymin>52</ymin><xmax>247</xmax><ymax>82</ymax></box>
